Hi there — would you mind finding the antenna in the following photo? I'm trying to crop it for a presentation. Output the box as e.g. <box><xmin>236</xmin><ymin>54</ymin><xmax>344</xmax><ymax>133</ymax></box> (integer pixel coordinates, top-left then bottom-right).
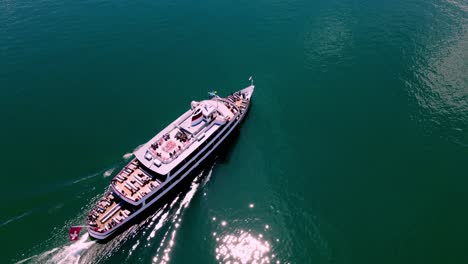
<box><xmin>249</xmin><ymin>76</ymin><xmax>254</xmax><ymax>86</ymax></box>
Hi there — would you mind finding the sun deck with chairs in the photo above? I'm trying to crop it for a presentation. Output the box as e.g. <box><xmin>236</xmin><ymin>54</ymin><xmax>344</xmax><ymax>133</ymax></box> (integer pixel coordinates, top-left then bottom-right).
<box><xmin>134</xmin><ymin>99</ymin><xmax>239</xmax><ymax>176</ymax></box>
<box><xmin>86</xmin><ymin>192</ymin><xmax>135</xmax><ymax>233</ymax></box>
<box><xmin>110</xmin><ymin>159</ymin><xmax>163</xmax><ymax>205</ymax></box>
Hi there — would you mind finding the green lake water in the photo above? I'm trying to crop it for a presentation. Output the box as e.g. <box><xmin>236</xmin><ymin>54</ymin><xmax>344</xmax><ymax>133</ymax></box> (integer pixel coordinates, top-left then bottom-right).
<box><xmin>1</xmin><ymin>0</ymin><xmax>467</xmax><ymax>263</ymax></box>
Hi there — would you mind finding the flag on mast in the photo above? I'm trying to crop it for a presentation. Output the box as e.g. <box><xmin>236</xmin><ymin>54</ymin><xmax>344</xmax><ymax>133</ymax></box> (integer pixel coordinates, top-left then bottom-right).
<box><xmin>69</xmin><ymin>226</ymin><xmax>82</xmax><ymax>241</ymax></box>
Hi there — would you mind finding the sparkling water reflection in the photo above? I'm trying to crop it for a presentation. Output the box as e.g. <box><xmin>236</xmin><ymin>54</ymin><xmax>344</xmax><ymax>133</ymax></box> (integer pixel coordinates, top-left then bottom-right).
<box><xmin>405</xmin><ymin>0</ymin><xmax>468</xmax><ymax>144</ymax></box>
<box><xmin>215</xmin><ymin>230</ymin><xmax>273</xmax><ymax>264</ymax></box>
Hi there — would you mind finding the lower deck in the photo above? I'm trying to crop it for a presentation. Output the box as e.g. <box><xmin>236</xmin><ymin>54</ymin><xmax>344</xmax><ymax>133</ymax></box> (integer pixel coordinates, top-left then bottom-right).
<box><xmin>111</xmin><ymin>159</ymin><xmax>165</xmax><ymax>204</ymax></box>
<box><xmin>86</xmin><ymin>192</ymin><xmax>137</xmax><ymax>233</ymax></box>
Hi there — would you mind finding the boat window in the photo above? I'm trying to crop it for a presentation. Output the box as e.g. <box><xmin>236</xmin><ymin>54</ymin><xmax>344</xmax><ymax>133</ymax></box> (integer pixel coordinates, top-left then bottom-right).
<box><xmin>139</xmin><ymin>162</ymin><xmax>167</xmax><ymax>182</ymax></box>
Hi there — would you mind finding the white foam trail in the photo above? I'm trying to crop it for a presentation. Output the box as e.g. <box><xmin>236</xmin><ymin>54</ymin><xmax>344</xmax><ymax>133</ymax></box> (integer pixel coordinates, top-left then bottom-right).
<box><xmin>133</xmin><ymin>144</ymin><xmax>145</xmax><ymax>153</ymax></box>
<box><xmin>72</xmin><ymin>172</ymin><xmax>100</xmax><ymax>184</ymax></box>
<box><xmin>129</xmin><ymin>240</ymin><xmax>140</xmax><ymax>256</ymax></box>
<box><xmin>19</xmin><ymin>233</ymin><xmax>96</xmax><ymax>264</ymax></box>
<box><xmin>20</xmin><ymin>161</ymin><xmax>217</xmax><ymax>264</ymax></box>
<box><xmin>152</xmin><ymin>165</ymin><xmax>215</xmax><ymax>264</ymax></box>
<box><xmin>144</xmin><ymin>205</ymin><xmax>168</xmax><ymax>231</ymax></box>
<box><xmin>153</xmin><ymin>205</ymin><xmax>168</xmax><ymax>221</ymax></box>
<box><xmin>148</xmin><ymin>212</ymin><xmax>170</xmax><ymax>240</ymax></box>
<box><xmin>123</xmin><ymin>144</ymin><xmax>144</xmax><ymax>160</ymax></box>
<box><xmin>201</xmin><ymin>162</ymin><xmax>216</xmax><ymax>187</ymax></box>
<box><xmin>51</xmin><ymin>233</ymin><xmax>95</xmax><ymax>264</ymax></box>
<box><xmin>146</xmin><ymin>197</ymin><xmax>179</xmax><ymax>243</ymax></box>
<box><xmin>169</xmin><ymin>196</ymin><xmax>180</xmax><ymax>208</ymax></box>
<box><xmin>122</xmin><ymin>153</ymin><xmax>134</xmax><ymax>160</ymax></box>
<box><xmin>181</xmin><ymin>181</ymin><xmax>199</xmax><ymax>209</ymax></box>
<box><xmin>15</xmin><ymin>248</ymin><xmax>59</xmax><ymax>264</ymax></box>
<box><xmin>103</xmin><ymin>168</ymin><xmax>115</xmax><ymax>177</ymax></box>
<box><xmin>0</xmin><ymin>210</ymin><xmax>34</xmax><ymax>228</ymax></box>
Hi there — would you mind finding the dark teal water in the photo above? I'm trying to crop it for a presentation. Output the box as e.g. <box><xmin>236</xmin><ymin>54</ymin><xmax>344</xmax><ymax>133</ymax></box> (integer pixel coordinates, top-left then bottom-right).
<box><xmin>1</xmin><ymin>0</ymin><xmax>467</xmax><ymax>263</ymax></box>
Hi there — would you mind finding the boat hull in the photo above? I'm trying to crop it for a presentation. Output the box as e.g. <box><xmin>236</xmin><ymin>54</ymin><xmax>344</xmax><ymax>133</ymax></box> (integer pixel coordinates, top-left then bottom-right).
<box><xmin>88</xmin><ymin>97</ymin><xmax>251</xmax><ymax>240</ymax></box>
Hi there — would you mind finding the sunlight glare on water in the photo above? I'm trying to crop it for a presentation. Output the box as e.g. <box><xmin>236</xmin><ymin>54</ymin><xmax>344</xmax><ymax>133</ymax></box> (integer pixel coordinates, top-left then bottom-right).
<box><xmin>151</xmin><ymin>166</ymin><xmax>214</xmax><ymax>264</ymax></box>
<box><xmin>404</xmin><ymin>0</ymin><xmax>468</xmax><ymax>144</ymax></box>
<box><xmin>2</xmin><ymin>0</ymin><xmax>468</xmax><ymax>263</ymax></box>
<box><xmin>215</xmin><ymin>229</ymin><xmax>273</xmax><ymax>264</ymax></box>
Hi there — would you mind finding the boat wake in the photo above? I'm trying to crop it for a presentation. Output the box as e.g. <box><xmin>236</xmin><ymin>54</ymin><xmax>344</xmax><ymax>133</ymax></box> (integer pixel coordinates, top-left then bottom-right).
<box><xmin>0</xmin><ymin>210</ymin><xmax>35</xmax><ymax>228</ymax></box>
<box><xmin>150</xmin><ymin>176</ymin><xmax>202</xmax><ymax>263</ymax></box>
<box><xmin>122</xmin><ymin>144</ymin><xmax>144</xmax><ymax>160</ymax></box>
<box><xmin>72</xmin><ymin>172</ymin><xmax>100</xmax><ymax>185</ymax></box>
<box><xmin>15</xmin><ymin>162</ymin><xmax>216</xmax><ymax>264</ymax></box>
<box><xmin>15</xmin><ymin>233</ymin><xmax>95</xmax><ymax>264</ymax></box>
<box><xmin>139</xmin><ymin>163</ymin><xmax>216</xmax><ymax>264</ymax></box>
<box><xmin>47</xmin><ymin>234</ymin><xmax>95</xmax><ymax>264</ymax></box>
<box><xmin>103</xmin><ymin>168</ymin><xmax>115</xmax><ymax>177</ymax></box>
<box><xmin>122</xmin><ymin>153</ymin><xmax>134</xmax><ymax>160</ymax></box>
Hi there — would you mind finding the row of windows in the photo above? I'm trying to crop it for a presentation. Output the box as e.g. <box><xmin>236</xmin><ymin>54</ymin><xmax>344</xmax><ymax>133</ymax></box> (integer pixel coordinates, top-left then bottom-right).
<box><xmin>139</xmin><ymin>162</ymin><xmax>166</xmax><ymax>182</ymax></box>
<box><xmin>171</xmin><ymin>119</ymin><xmax>236</xmax><ymax>180</ymax></box>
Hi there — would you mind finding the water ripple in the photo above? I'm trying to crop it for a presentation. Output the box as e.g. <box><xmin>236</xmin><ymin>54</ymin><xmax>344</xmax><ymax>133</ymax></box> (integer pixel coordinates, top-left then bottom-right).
<box><xmin>215</xmin><ymin>229</ymin><xmax>272</xmax><ymax>264</ymax></box>
<box><xmin>404</xmin><ymin>0</ymin><xmax>468</xmax><ymax>145</ymax></box>
<box><xmin>303</xmin><ymin>2</ymin><xmax>355</xmax><ymax>70</ymax></box>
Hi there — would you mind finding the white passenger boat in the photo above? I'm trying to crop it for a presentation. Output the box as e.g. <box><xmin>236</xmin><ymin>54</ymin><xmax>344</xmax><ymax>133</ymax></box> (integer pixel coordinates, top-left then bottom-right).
<box><xmin>86</xmin><ymin>80</ymin><xmax>254</xmax><ymax>240</ymax></box>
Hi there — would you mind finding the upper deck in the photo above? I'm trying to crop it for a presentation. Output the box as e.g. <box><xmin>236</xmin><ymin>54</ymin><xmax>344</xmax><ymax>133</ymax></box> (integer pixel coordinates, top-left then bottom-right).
<box><xmin>134</xmin><ymin>98</ymin><xmax>239</xmax><ymax>176</ymax></box>
<box><xmin>110</xmin><ymin>159</ymin><xmax>163</xmax><ymax>204</ymax></box>
<box><xmin>110</xmin><ymin>86</ymin><xmax>253</xmax><ymax>206</ymax></box>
